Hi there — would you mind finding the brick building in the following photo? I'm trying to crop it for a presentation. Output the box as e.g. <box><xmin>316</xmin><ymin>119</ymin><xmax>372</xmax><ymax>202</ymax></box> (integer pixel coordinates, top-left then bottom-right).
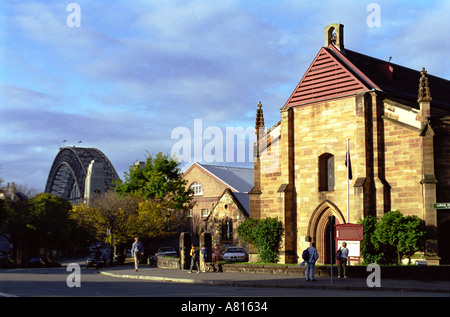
<box><xmin>250</xmin><ymin>23</ymin><xmax>450</xmax><ymax>265</ymax></box>
<box><xmin>182</xmin><ymin>162</ymin><xmax>253</xmax><ymax>249</ymax></box>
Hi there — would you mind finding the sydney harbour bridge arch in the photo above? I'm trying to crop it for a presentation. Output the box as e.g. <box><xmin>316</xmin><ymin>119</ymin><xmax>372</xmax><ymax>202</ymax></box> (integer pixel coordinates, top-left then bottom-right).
<box><xmin>45</xmin><ymin>147</ymin><xmax>119</xmax><ymax>203</ymax></box>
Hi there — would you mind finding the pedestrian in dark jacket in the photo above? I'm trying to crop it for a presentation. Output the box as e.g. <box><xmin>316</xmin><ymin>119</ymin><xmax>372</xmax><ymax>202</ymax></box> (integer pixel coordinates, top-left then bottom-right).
<box><xmin>188</xmin><ymin>244</ymin><xmax>200</xmax><ymax>273</ymax></box>
<box><xmin>306</xmin><ymin>242</ymin><xmax>319</xmax><ymax>281</ymax></box>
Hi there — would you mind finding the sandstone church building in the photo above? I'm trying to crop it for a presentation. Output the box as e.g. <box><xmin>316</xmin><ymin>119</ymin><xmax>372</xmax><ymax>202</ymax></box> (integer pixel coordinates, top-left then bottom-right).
<box><xmin>249</xmin><ymin>23</ymin><xmax>450</xmax><ymax>265</ymax></box>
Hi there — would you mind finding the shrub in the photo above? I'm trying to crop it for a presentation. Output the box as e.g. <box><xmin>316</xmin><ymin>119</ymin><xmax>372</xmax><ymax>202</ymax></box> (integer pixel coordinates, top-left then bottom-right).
<box><xmin>359</xmin><ymin>210</ymin><xmax>426</xmax><ymax>264</ymax></box>
<box><xmin>237</xmin><ymin>217</ymin><xmax>284</xmax><ymax>263</ymax></box>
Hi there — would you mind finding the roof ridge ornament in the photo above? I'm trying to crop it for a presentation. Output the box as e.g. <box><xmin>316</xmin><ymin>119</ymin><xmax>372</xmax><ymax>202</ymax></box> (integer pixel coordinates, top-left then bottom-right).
<box><xmin>324</xmin><ymin>23</ymin><xmax>344</xmax><ymax>51</ymax></box>
<box><xmin>255</xmin><ymin>101</ymin><xmax>265</xmax><ymax>129</ymax></box>
<box><xmin>418</xmin><ymin>67</ymin><xmax>432</xmax><ymax>103</ymax></box>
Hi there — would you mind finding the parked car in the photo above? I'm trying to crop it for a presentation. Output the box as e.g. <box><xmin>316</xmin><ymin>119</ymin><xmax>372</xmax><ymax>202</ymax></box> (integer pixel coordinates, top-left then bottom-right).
<box><xmin>156</xmin><ymin>247</ymin><xmax>178</xmax><ymax>258</ymax></box>
<box><xmin>27</xmin><ymin>257</ymin><xmax>45</xmax><ymax>268</ymax></box>
<box><xmin>223</xmin><ymin>247</ymin><xmax>248</xmax><ymax>262</ymax></box>
<box><xmin>86</xmin><ymin>251</ymin><xmax>105</xmax><ymax>268</ymax></box>
<box><xmin>0</xmin><ymin>252</ymin><xmax>11</xmax><ymax>268</ymax></box>
<box><xmin>27</xmin><ymin>256</ymin><xmax>61</xmax><ymax>268</ymax></box>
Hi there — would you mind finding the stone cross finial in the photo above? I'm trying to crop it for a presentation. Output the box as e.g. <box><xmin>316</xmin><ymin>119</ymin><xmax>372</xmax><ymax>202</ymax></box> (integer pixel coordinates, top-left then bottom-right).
<box><xmin>255</xmin><ymin>101</ymin><xmax>265</xmax><ymax>129</ymax></box>
<box><xmin>418</xmin><ymin>67</ymin><xmax>432</xmax><ymax>102</ymax></box>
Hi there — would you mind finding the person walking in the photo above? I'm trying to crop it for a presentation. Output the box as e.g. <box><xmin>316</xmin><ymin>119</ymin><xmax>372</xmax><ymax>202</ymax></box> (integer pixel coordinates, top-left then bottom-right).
<box><xmin>200</xmin><ymin>245</ymin><xmax>208</xmax><ymax>272</ymax></box>
<box><xmin>337</xmin><ymin>242</ymin><xmax>349</xmax><ymax>278</ymax></box>
<box><xmin>305</xmin><ymin>241</ymin><xmax>319</xmax><ymax>281</ymax></box>
<box><xmin>131</xmin><ymin>237</ymin><xmax>144</xmax><ymax>272</ymax></box>
<box><xmin>188</xmin><ymin>244</ymin><xmax>200</xmax><ymax>273</ymax></box>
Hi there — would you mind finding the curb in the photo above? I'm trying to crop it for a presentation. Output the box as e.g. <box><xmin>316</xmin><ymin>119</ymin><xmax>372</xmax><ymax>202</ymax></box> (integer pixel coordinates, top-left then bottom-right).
<box><xmin>99</xmin><ymin>271</ymin><xmax>449</xmax><ymax>294</ymax></box>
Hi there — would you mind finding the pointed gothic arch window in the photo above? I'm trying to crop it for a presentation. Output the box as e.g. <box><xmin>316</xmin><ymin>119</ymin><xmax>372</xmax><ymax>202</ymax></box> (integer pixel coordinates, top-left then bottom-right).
<box><xmin>222</xmin><ymin>217</ymin><xmax>233</xmax><ymax>243</ymax></box>
<box><xmin>319</xmin><ymin>153</ymin><xmax>334</xmax><ymax>191</ymax></box>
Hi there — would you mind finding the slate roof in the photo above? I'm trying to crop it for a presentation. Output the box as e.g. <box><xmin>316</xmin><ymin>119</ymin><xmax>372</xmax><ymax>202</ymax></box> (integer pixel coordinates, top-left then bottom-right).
<box><xmin>231</xmin><ymin>191</ymin><xmax>250</xmax><ymax>215</ymax></box>
<box><xmin>195</xmin><ymin>163</ymin><xmax>254</xmax><ymax>193</ymax></box>
<box><xmin>335</xmin><ymin>48</ymin><xmax>450</xmax><ymax>111</ymax></box>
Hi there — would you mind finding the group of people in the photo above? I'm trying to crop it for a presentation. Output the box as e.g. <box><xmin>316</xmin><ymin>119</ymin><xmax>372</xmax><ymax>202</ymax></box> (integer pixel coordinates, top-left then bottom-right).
<box><xmin>132</xmin><ymin>236</ymin><xmax>351</xmax><ymax>281</ymax></box>
<box><xmin>131</xmin><ymin>237</ymin><xmax>211</xmax><ymax>273</ymax></box>
<box><xmin>188</xmin><ymin>244</ymin><xmax>209</xmax><ymax>273</ymax></box>
<box><xmin>302</xmin><ymin>241</ymin><xmax>349</xmax><ymax>281</ymax></box>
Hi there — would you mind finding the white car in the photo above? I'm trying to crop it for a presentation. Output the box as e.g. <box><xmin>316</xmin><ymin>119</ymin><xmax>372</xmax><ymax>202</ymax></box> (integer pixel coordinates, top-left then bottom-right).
<box><xmin>156</xmin><ymin>247</ymin><xmax>178</xmax><ymax>258</ymax></box>
<box><xmin>223</xmin><ymin>247</ymin><xmax>248</xmax><ymax>262</ymax></box>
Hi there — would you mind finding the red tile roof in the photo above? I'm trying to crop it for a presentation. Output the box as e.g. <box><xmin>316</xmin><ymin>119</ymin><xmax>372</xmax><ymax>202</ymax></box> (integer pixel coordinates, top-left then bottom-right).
<box><xmin>283</xmin><ymin>45</ymin><xmax>450</xmax><ymax>113</ymax></box>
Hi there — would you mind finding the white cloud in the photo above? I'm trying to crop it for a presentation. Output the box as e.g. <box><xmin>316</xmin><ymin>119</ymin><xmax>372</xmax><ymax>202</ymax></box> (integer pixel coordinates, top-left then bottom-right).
<box><xmin>1</xmin><ymin>0</ymin><xmax>449</xmax><ymax>191</ymax></box>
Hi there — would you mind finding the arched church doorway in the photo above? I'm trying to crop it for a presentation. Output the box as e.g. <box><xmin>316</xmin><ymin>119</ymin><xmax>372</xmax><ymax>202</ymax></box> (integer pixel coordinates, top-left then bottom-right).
<box><xmin>307</xmin><ymin>201</ymin><xmax>345</xmax><ymax>265</ymax></box>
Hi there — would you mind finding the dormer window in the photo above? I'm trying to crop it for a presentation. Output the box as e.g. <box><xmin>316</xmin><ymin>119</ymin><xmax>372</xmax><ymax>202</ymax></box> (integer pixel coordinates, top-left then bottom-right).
<box><xmin>190</xmin><ymin>182</ymin><xmax>203</xmax><ymax>196</ymax></box>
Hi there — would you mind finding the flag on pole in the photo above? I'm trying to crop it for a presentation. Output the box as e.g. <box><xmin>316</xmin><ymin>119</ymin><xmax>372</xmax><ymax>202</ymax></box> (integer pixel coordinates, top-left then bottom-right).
<box><xmin>345</xmin><ymin>145</ymin><xmax>352</xmax><ymax>180</ymax></box>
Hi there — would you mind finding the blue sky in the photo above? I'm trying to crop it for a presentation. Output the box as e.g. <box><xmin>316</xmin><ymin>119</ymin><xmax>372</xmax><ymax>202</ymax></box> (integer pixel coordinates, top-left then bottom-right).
<box><xmin>1</xmin><ymin>0</ymin><xmax>449</xmax><ymax>192</ymax></box>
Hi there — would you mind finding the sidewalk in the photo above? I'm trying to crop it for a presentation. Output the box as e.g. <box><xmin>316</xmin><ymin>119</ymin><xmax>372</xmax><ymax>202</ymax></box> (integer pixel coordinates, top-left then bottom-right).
<box><xmin>100</xmin><ymin>264</ymin><xmax>450</xmax><ymax>295</ymax></box>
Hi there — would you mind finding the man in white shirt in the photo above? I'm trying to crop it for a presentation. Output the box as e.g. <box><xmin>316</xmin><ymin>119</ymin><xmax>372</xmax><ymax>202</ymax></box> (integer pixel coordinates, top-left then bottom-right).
<box><xmin>131</xmin><ymin>237</ymin><xmax>144</xmax><ymax>272</ymax></box>
<box><xmin>337</xmin><ymin>242</ymin><xmax>349</xmax><ymax>278</ymax></box>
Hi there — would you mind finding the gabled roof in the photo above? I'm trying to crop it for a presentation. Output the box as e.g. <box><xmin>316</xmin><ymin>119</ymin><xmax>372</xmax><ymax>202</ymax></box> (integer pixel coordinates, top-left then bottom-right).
<box><xmin>283</xmin><ymin>45</ymin><xmax>450</xmax><ymax>112</ymax></box>
<box><xmin>283</xmin><ymin>46</ymin><xmax>370</xmax><ymax>109</ymax></box>
<box><xmin>336</xmin><ymin>48</ymin><xmax>450</xmax><ymax>111</ymax></box>
<box><xmin>217</xmin><ymin>188</ymin><xmax>250</xmax><ymax>216</ymax></box>
<box><xmin>231</xmin><ymin>191</ymin><xmax>250</xmax><ymax>215</ymax></box>
<box><xmin>183</xmin><ymin>162</ymin><xmax>254</xmax><ymax>193</ymax></box>
<box><xmin>205</xmin><ymin>188</ymin><xmax>250</xmax><ymax>221</ymax></box>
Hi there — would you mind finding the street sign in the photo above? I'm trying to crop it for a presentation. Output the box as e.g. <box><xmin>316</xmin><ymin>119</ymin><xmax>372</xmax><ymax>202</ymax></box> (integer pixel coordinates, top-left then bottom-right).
<box><xmin>430</xmin><ymin>202</ymin><xmax>450</xmax><ymax>209</ymax></box>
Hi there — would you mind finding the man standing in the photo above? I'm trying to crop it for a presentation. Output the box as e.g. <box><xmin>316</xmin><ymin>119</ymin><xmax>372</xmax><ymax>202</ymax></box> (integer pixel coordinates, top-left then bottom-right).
<box><xmin>131</xmin><ymin>237</ymin><xmax>144</xmax><ymax>272</ymax></box>
<box><xmin>306</xmin><ymin>242</ymin><xmax>319</xmax><ymax>281</ymax></box>
<box><xmin>337</xmin><ymin>242</ymin><xmax>349</xmax><ymax>278</ymax></box>
<box><xmin>188</xmin><ymin>244</ymin><xmax>200</xmax><ymax>273</ymax></box>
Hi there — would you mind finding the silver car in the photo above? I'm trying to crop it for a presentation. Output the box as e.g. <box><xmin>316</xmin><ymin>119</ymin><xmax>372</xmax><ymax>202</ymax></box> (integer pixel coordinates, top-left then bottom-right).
<box><xmin>157</xmin><ymin>247</ymin><xmax>178</xmax><ymax>258</ymax></box>
<box><xmin>223</xmin><ymin>247</ymin><xmax>247</xmax><ymax>262</ymax></box>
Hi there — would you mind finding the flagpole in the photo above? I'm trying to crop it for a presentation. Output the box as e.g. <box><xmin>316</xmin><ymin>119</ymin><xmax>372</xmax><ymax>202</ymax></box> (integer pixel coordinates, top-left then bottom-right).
<box><xmin>347</xmin><ymin>138</ymin><xmax>350</xmax><ymax>223</ymax></box>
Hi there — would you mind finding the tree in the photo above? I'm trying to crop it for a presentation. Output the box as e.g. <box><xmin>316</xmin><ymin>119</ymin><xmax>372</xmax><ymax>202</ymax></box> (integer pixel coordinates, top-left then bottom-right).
<box><xmin>374</xmin><ymin>210</ymin><xmax>425</xmax><ymax>264</ymax></box>
<box><xmin>359</xmin><ymin>215</ymin><xmax>383</xmax><ymax>264</ymax></box>
<box><xmin>237</xmin><ymin>217</ymin><xmax>284</xmax><ymax>263</ymax></box>
<box><xmin>71</xmin><ymin>192</ymin><xmax>181</xmax><ymax>249</ymax></box>
<box><xmin>4</xmin><ymin>193</ymin><xmax>80</xmax><ymax>264</ymax></box>
<box><xmin>115</xmin><ymin>152</ymin><xmax>192</xmax><ymax>212</ymax></box>
<box><xmin>71</xmin><ymin>192</ymin><xmax>140</xmax><ymax>246</ymax></box>
<box><xmin>132</xmin><ymin>197</ymin><xmax>176</xmax><ymax>239</ymax></box>
<box><xmin>359</xmin><ymin>210</ymin><xmax>426</xmax><ymax>264</ymax></box>
<box><xmin>26</xmin><ymin>193</ymin><xmax>78</xmax><ymax>252</ymax></box>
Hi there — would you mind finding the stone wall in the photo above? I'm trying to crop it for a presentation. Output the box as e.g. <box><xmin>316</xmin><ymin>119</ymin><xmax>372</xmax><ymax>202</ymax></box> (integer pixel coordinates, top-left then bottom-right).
<box><xmin>157</xmin><ymin>256</ymin><xmax>180</xmax><ymax>270</ymax></box>
<box><xmin>219</xmin><ymin>263</ymin><xmax>450</xmax><ymax>280</ymax></box>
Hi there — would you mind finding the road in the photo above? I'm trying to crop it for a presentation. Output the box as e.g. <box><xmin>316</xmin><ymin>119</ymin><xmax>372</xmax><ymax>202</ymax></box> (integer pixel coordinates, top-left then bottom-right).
<box><xmin>0</xmin><ymin>265</ymin><xmax>445</xmax><ymax>298</ymax></box>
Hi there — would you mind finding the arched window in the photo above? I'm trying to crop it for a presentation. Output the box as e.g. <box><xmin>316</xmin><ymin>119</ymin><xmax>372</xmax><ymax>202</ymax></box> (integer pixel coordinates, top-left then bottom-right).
<box><xmin>190</xmin><ymin>182</ymin><xmax>203</xmax><ymax>196</ymax></box>
<box><xmin>319</xmin><ymin>153</ymin><xmax>334</xmax><ymax>191</ymax></box>
<box><xmin>222</xmin><ymin>217</ymin><xmax>233</xmax><ymax>243</ymax></box>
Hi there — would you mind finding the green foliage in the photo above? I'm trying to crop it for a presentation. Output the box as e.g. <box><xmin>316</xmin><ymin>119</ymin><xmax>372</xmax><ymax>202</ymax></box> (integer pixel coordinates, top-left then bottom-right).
<box><xmin>359</xmin><ymin>215</ymin><xmax>383</xmax><ymax>264</ymax></box>
<box><xmin>71</xmin><ymin>192</ymin><xmax>140</xmax><ymax>245</ymax></box>
<box><xmin>4</xmin><ymin>193</ymin><xmax>82</xmax><ymax>260</ymax></box>
<box><xmin>237</xmin><ymin>217</ymin><xmax>284</xmax><ymax>263</ymax></box>
<box><xmin>236</xmin><ymin>217</ymin><xmax>259</xmax><ymax>244</ymax></box>
<box><xmin>359</xmin><ymin>210</ymin><xmax>426</xmax><ymax>264</ymax></box>
<box><xmin>71</xmin><ymin>191</ymin><xmax>182</xmax><ymax>246</ymax></box>
<box><xmin>27</xmin><ymin>193</ymin><xmax>79</xmax><ymax>251</ymax></box>
<box><xmin>115</xmin><ymin>152</ymin><xmax>192</xmax><ymax>211</ymax></box>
